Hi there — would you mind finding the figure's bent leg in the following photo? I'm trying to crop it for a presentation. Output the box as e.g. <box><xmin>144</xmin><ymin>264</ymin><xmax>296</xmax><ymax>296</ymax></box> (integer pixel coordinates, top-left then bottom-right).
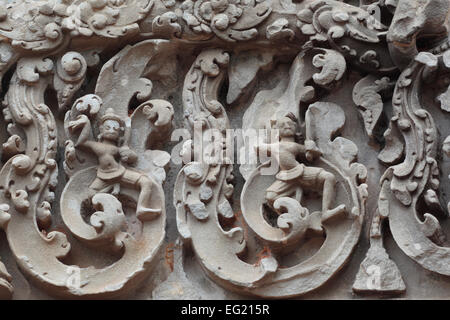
<box><xmin>320</xmin><ymin>171</ymin><xmax>336</xmax><ymax>212</ymax></box>
<box><xmin>119</xmin><ymin>170</ymin><xmax>161</xmax><ymax>220</ymax></box>
<box><xmin>136</xmin><ymin>175</ymin><xmax>161</xmax><ymax>221</ymax></box>
<box><xmin>88</xmin><ymin>177</ymin><xmax>112</xmax><ymax>199</ymax></box>
<box><xmin>265</xmin><ymin>180</ymin><xmax>298</xmax><ymax>214</ymax></box>
<box><xmin>318</xmin><ymin>171</ymin><xmax>346</xmax><ymax>220</ymax></box>
<box><xmin>89</xmin><ymin>177</ymin><xmax>111</xmax><ymax>193</ymax></box>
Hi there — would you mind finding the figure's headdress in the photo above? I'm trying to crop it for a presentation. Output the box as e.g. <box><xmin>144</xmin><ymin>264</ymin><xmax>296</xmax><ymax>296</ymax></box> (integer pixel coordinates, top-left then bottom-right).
<box><xmin>284</xmin><ymin>112</ymin><xmax>298</xmax><ymax>123</ymax></box>
<box><xmin>275</xmin><ymin>111</ymin><xmax>304</xmax><ymax>141</ymax></box>
<box><xmin>100</xmin><ymin>108</ymin><xmax>125</xmax><ymax>128</ymax></box>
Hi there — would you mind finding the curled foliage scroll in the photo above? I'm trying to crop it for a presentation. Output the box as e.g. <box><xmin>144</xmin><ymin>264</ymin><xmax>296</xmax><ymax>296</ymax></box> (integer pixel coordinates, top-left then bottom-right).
<box><xmin>378</xmin><ymin>50</ymin><xmax>450</xmax><ymax>276</ymax></box>
<box><xmin>0</xmin><ymin>40</ymin><xmax>173</xmax><ymax>298</ymax></box>
<box><xmin>174</xmin><ymin>48</ymin><xmax>368</xmax><ymax>298</ymax></box>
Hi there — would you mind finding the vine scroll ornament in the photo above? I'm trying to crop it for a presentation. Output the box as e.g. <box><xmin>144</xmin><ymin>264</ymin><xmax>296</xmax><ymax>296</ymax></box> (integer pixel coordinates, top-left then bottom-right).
<box><xmin>354</xmin><ymin>47</ymin><xmax>450</xmax><ymax>293</ymax></box>
<box><xmin>174</xmin><ymin>48</ymin><xmax>368</xmax><ymax>298</ymax></box>
<box><xmin>353</xmin><ymin>0</ymin><xmax>450</xmax><ymax>294</ymax></box>
<box><xmin>0</xmin><ymin>39</ymin><xmax>174</xmax><ymax>298</ymax></box>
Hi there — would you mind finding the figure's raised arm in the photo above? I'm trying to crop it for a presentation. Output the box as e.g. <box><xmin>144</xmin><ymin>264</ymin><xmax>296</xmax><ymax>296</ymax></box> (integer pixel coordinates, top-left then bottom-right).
<box><xmin>68</xmin><ymin>114</ymin><xmax>93</xmax><ymax>148</ymax></box>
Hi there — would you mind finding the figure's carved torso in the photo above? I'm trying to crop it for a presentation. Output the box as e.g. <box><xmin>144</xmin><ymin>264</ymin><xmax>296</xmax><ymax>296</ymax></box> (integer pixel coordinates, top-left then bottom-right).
<box><xmin>277</xmin><ymin>141</ymin><xmax>302</xmax><ymax>172</ymax></box>
<box><xmin>85</xmin><ymin>141</ymin><xmax>120</xmax><ymax>174</ymax></box>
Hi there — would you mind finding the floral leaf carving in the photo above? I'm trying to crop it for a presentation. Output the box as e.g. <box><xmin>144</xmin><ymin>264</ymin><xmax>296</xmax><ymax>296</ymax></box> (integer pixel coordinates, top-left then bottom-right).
<box><xmin>95</xmin><ymin>40</ymin><xmax>175</xmax><ymax>120</ymax></box>
<box><xmin>353</xmin><ymin>75</ymin><xmax>394</xmax><ymax>139</ymax></box>
<box><xmin>312</xmin><ymin>49</ymin><xmax>346</xmax><ymax>86</ymax></box>
<box><xmin>180</xmin><ymin>0</ymin><xmax>272</xmax><ymax>41</ymax></box>
<box><xmin>53</xmin><ymin>51</ymin><xmax>88</xmax><ymax>111</ymax></box>
<box><xmin>226</xmin><ymin>49</ymin><xmax>275</xmax><ymax>104</ymax></box>
<box><xmin>437</xmin><ymin>85</ymin><xmax>450</xmax><ymax>112</ymax></box>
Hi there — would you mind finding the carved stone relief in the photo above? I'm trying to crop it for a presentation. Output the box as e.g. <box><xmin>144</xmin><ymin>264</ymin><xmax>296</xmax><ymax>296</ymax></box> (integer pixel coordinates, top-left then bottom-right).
<box><xmin>0</xmin><ymin>0</ymin><xmax>449</xmax><ymax>300</ymax></box>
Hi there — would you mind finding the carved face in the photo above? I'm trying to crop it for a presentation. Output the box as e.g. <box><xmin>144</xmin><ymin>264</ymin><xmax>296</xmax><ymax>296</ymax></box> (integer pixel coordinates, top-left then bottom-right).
<box><xmin>276</xmin><ymin>117</ymin><xmax>297</xmax><ymax>138</ymax></box>
<box><xmin>100</xmin><ymin>119</ymin><xmax>122</xmax><ymax>142</ymax></box>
